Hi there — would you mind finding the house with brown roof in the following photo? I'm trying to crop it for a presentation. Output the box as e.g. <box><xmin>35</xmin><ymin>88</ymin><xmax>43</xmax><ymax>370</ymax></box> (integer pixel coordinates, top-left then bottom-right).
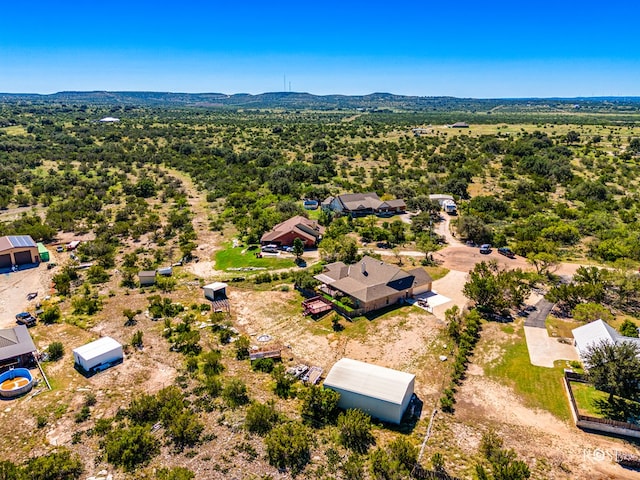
<box><xmin>0</xmin><ymin>325</ymin><xmax>37</xmax><ymax>372</ymax></box>
<box><xmin>260</xmin><ymin>215</ymin><xmax>324</xmax><ymax>248</ymax></box>
<box><xmin>0</xmin><ymin>235</ymin><xmax>39</xmax><ymax>270</ymax></box>
<box><xmin>324</xmin><ymin>192</ymin><xmax>406</xmax><ymax>217</ymax></box>
<box><xmin>314</xmin><ymin>256</ymin><xmax>432</xmax><ymax>315</ymax></box>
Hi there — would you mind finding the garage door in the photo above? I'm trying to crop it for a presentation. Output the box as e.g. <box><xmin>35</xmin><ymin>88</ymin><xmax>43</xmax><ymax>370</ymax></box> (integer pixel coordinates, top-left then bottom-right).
<box><xmin>14</xmin><ymin>250</ymin><xmax>33</xmax><ymax>265</ymax></box>
<box><xmin>0</xmin><ymin>254</ymin><xmax>10</xmax><ymax>268</ymax></box>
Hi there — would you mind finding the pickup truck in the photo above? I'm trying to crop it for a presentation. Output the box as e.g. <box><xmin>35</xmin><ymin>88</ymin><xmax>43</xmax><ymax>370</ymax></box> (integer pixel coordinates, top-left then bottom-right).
<box><xmin>15</xmin><ymin>312</ymin><xmax>36</xmax><ymax>327</ymax></box>
<box><xmin>498</xmin><ymin>247</ymin><xmax>515</xmax><ymax>258</ymax></box>
<box><xmin>479</xmin><ymin>244</ymin><xmax>492</xmax><ymax>254</ymax></box>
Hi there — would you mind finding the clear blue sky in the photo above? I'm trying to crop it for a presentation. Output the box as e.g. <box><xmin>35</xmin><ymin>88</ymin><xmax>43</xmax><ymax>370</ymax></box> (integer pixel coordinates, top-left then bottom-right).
<box><xmin>2</xmin><ymin>1</ymin><xmax>639</xmax><ymax>97</ymax></box>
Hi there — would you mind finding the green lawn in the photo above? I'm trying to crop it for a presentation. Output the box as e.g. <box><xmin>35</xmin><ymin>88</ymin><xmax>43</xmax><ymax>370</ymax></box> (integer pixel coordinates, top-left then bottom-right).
<box><xmin>214</xmin><ymin>244</ymin><xmax>296</xmax><ymax>270</ymax></box>
<box><xmin>484</xmin><ymin>328</ymin><xmax>570</xmax><ymax>420</ymax></box>
<box><xmin>570</xmin><ymin>381</ymin><xmax>608</xmax><ymax>417</ymax></box>
<box><xmin>424</xmin><ymin>265</ymin><xmax>449</xmax><ymax>281</ymax></box>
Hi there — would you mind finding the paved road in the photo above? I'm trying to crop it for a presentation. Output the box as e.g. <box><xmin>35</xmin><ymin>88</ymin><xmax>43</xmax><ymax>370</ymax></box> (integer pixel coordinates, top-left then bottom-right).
<box><xmin>524</xmin><ymin>298</ymin><xmax>554</xmax><ymax>328</ymax></box>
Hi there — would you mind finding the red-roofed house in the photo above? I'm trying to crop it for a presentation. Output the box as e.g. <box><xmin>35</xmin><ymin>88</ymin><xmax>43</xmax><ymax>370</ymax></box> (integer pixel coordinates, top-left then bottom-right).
<box><xmin>260</xmin><ymin>216</ymin><xmax>324</xmax><ymax>248</ymax></box>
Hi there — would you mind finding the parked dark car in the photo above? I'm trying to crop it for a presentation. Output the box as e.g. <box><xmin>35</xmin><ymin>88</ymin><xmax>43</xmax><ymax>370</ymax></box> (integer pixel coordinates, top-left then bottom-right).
<box><xmin>479</xmin><ymin>244</ymin><xmax>492</xmax><ymax>254</ymax></box>
<box><xmin>498</xmin><ymin>247</ymin><xmax>515</xmax><ymax>258</ymax></box>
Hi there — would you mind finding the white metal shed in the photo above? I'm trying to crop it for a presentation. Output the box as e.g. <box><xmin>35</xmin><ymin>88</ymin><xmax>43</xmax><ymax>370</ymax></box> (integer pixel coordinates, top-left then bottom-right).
<box><xmin>203</xmin><ymin>282</ymin><xmax>228</xmax><ymax>301</ymax></box>
<box><xmin>73</xmin><ymin>337</ymin><xmax>123</xmax><ymax>372</ymax></box>
<box><xmin>323</xmin><ymin>358</ymin><xmax>415</xmax><ymax>424</ymax></box>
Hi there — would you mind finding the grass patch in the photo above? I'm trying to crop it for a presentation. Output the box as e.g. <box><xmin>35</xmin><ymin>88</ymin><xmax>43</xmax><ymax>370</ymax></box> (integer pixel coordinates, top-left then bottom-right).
<box><xmin>424</xmin><ymin>265</ymin><xmax>449</xmax><ymax>281</ymax></box>
<box><xmin>214</xmin><ymin>244</ymin><xmax>296</xmax><ymax>270</ymax></box>
<box><xmin>1</xmin><ymin>126</ymin><xmax>27</xmax><ymax>136</ymax></box>
<box><xmin>570</xmin><ymin>382</ymin><xmax>608</xmax><ymax>417</ymax></box>
<box><xmin>546</xmin><ymin>316</ymin><xmax>581</xmax><ymax>339</ymax></box>
<box><xmin>484</xmin><ymin>327</ymin><xmax>570</xmax><ymax>420</ymax></box>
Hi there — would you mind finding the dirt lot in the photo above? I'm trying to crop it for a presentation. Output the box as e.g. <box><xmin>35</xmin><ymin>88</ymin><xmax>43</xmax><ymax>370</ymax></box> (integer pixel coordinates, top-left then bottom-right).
<box><xmin>0</xmin><ymin>267</ymin><xmax>52</xmax><ymax>328</ymax></box>
<box><xmin>434</xmin><ymin>245</ymin><xmax>531</xmax><ymax>273</ymax></box>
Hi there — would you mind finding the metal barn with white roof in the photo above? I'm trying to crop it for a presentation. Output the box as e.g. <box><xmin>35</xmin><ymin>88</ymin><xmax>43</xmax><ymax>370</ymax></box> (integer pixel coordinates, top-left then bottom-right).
<box><xmin>323</xmin><ymin>358</ymin><xmax>415</xmax><ymax>424</ymax></box>
<box><xmin>73</xmin><ymin>337</ymin><xmax>123</xmax><ymax>372</ymax></box>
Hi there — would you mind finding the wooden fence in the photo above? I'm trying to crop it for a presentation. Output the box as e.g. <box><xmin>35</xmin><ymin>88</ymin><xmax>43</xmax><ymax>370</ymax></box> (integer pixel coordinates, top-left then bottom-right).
<box><xmin>563</xmin><ymin>372</ymin><xmax>640</xmax><ymax>437</ymax></box>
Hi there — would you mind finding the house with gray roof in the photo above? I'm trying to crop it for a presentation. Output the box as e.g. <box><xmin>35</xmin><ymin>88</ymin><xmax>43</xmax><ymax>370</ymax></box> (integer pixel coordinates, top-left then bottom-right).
<box><xmin>315</xmin><ymin>256</ymin><xmax>432</xmax><ymax>315</ymax></box>
<box><xmin>323</xmin><ymin>192</ymin><xmax>406</xmax><ymax>217</ymax></box>
<box><xmin>0</xmin><ymin>325</ymin><xmax>37</xmax><ymax>372</ymax></box>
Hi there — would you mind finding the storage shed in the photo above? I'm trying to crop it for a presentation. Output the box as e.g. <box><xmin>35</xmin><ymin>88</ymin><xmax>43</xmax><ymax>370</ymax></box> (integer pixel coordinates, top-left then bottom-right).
<box><xmin>37</xmin><ymin>243</ymin><xmax>50</xmax><ymax>262</ymax></box>
<box><xmin>138</xmin><ymin>270</ymin><xmax>156</xmax><ymax>286</ymax></box>
<box><xmin>323</xmin><ymin>358</ymin><xmax>415</xmax><ymax>424</ymax></box>
<box><xmin>204</xmin><ymin>282</ymin><xmax>228</xmax><ymax>301</ymax></box>
<box><xmin>73</xmin><ymin>337</ymin><xmax>123</xmax><ymax>373</ymax></box>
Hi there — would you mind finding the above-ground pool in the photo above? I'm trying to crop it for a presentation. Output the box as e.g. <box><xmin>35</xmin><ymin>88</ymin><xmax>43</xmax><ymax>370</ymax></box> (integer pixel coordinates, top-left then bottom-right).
<box><xmin>0</xmin><ymin>368</ymin><xmax>34</xmax><ymax>398</ymax></box>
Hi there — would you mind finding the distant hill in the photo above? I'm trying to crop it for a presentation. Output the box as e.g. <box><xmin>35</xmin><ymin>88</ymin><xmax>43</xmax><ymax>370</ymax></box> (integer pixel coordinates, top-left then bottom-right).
<box><xmin>1</xmin><ymin>90</ymin><xmax>640</xmax><ymax>112</ymax></box>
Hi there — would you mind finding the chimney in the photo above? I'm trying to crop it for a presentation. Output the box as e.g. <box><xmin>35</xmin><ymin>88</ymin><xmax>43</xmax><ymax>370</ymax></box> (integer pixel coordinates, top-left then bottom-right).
<box><xmin>361</xmin><ymin>261</ymin><xmax>367</xmax><ymax>276</ymax></box>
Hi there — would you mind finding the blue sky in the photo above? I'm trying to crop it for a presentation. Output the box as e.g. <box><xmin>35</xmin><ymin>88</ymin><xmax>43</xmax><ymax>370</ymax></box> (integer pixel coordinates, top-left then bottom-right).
<box><xmin>2</xmin><ymin>1</ymin><xmax>639</xmax><ymax>97</ymax></box>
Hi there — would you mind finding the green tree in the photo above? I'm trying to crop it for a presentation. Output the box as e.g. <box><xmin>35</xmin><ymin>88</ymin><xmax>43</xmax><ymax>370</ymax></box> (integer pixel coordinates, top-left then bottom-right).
<box><xmin>156</xmin><ymin>467</ymin><xmax>195</xmax><ymax>480</ymax></box>
<box><xmin>40</xmin><ymin>305</ymin><xmax>61</xmax><ymax>324</ymax></box>
<box><xmin>619</xmin><ymin>319</ymin><xmax>639</xmax><ymax>338</ymax></box>
<box><xmin>234</xmin><ymin>335</ymin><xmax>250</xmax><ymax>360</ymax></box>
<box><xmin>299</xmin><ymin>385</ymin><xmax>340</xmax><ymax>426</ymax></box>
<box><xmin>526</xmin><ymin>251</ymin><xmax>558</xmax><ymax>276</ymax></box>
<box><xmin>293</xmin><ymin>237</ymin><xmax>305</xmax><ymax>260</ymax></box>
<box><xmin>167</xmin><ymin>411</ymin><xmax>204</xmax><ymax>449</ymax></box>
<box><xmin>131</xmin><ymin>330</ymin><xmax>143</xmax><ymax>348</ymax></box>
<box><xmin>337</xmin><ymin>409</ymin><xmax>374</xmax><ymax>453</ymax></box>
<box><xmin>23</xmin><ymin>449</ymin><xmax>83</xmax><ymax>480</ymax></box>
<box><xmin>265</xmin><ymin>422</ymin><xmax>312</xmax><ymax>474</ymax></box>
<box><xmin>201</xmin><ymin>350</ymin><xmax>224</xmax><ymax>377</ymax></box>
<box><xmin>123</xmin><ymin>308</ymin><xmax>137</xmax><ymax>326</ymax></box>
<box><xmin>272</xmin><ymin>364</ymin><xmax>295</xmax><ymax>399</ymax></box>
<box><xmin>0</xmin><ymin>460</ymin><xmax>20</xmax><ymax>480</ymax></box>
<box><xmin>103</xmin><ymin>425</ymin><xmax>160</xmax><ymax>471</ymax></box>
<box><xmin>571</xmin><ymin>303</ymin><xmax>613</xmax><ymax>324</ymax></box>
<box><xmin>584</xmin><ymin>340</ymin><xmax>640</xmax><ymax>405</ymax></box>
<box><xmin>222</xmin><ymin>378</ymin><xmax>250</xmax><ymax>408</ymax></box>
<box><xmin>457</xmin><ymin>215</ymin><xmax>492</xmax><ymax>244</ymax></box>
<box><xmin>245</xmin><ymin>401</ymin><xmax>279</xmax><ymax>435</ymax></box>
<box><xmin>341</xmin><ymin>453</ymin><xmax>365</xmax><ymax>480</ymax></box>
<box><xmin>463</xmin><ymin>261</ymin><xmax>530</xmax><ymax>313</ymax></box>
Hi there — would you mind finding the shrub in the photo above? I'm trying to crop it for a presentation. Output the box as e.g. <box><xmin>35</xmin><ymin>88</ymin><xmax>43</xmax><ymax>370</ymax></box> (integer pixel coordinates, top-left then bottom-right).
<box><xmin>265</xmin><ymin>422</ymin><xmax>311</xmax><ymax>474</ymax></box>
<box><xmin>337</xmin><ymin>409</ymin><xmax>374</xmax><ymax>453</ymax></box>
<box><xmin>222</xmin><ymin>378</ymin><xmax>250</xmax><ymax>408</ymax></box>
<box><xmin>234</xmin><ymin>335</ymin><xmax>250</xmax><ymax>360</ymax></box>
<box><xmin>299</xmin><ymin>385</ymin><xmax>340</xmax><ymax>426</ymax></box>
<box><xmin>103</xmin><ymin>425</ymin><xmax>160</xmax><ymax>471</ymax></box>
<box><xmin>156</xmin><ymin>467</ymin><xmax>195</xmax><ymax>480</ymax></box>
<box><xmin>47</xmin><ymin>342</ymin><xmax>64</xmax><ymax>361</ymax></box>
<box><xmin>245</xmin><ymin>401</ymin><xmax>279</xmax><ymax>435</ymax></box>
<box><xmin>40</xmin><ymin>305</ymin><xmax>61</xmax><ymax>324</ymax></box>
<box><xmin>131</xmin><ymin>330</ymin><xmax>144</xmax><ymax>348</ymax></box>
<box><xmin>252</xmin><ymin>358</ymin><xmax>275</xmax><ymax>373</ymax></box>
<box><xmin>23</xmin><ymin>449</ymin><xmax>84</xmax><ymax>480</ymax></box>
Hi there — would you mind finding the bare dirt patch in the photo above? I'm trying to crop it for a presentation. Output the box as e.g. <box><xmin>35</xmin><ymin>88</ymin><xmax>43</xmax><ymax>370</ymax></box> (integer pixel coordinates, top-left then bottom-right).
<box><xmin>433</xmin><ymin>246</ymin><xmax>531</xmax><ymax>273</ymax></box>
<box><xmin>0</xmin><ymin>267</ymin><xmax>53</xmax><ymax>328</ymax></box>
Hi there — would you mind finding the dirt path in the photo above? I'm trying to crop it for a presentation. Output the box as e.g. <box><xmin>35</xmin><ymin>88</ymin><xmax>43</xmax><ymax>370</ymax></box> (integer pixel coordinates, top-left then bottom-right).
<box><xmin>434</xmin><ymin>214</ymin><xmax>464</xmax><ymax>247</ymax></box>
<box><xmin>162</xmin><ymin>168</ymin><xmax>225</xmax><ymax>280</ymax></box>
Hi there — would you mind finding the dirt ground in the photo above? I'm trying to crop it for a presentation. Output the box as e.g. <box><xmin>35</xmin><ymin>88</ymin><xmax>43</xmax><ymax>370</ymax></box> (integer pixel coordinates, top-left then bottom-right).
<box><xmin>0</xmin><ymin>267</ymin><xmax>52</xmax><ymax>328</ymax></box>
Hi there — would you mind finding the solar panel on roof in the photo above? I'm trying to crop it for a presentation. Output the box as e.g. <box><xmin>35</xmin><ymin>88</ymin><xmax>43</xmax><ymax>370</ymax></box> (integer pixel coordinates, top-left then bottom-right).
<box><xmin>8</xmin><ymin>236</ymin><xmax>36</xmax><ymax>248</ymax></box>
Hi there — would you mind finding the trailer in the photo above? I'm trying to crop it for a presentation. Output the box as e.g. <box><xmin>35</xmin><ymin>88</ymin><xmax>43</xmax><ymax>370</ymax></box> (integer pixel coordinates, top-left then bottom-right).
<box><xmin>73</xmin><ymin>337</ymin><xmax>123</xmax><ymax>373</ymax></box>
<box><xmin>442</xmin><ymin>199</ymin><xmax>457</xmax><ymax>215</ymax></box>
<box><xmin>36</xmin><ymin>243</ymin><xmax>50</xmax><ymax>262</ymax></box>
